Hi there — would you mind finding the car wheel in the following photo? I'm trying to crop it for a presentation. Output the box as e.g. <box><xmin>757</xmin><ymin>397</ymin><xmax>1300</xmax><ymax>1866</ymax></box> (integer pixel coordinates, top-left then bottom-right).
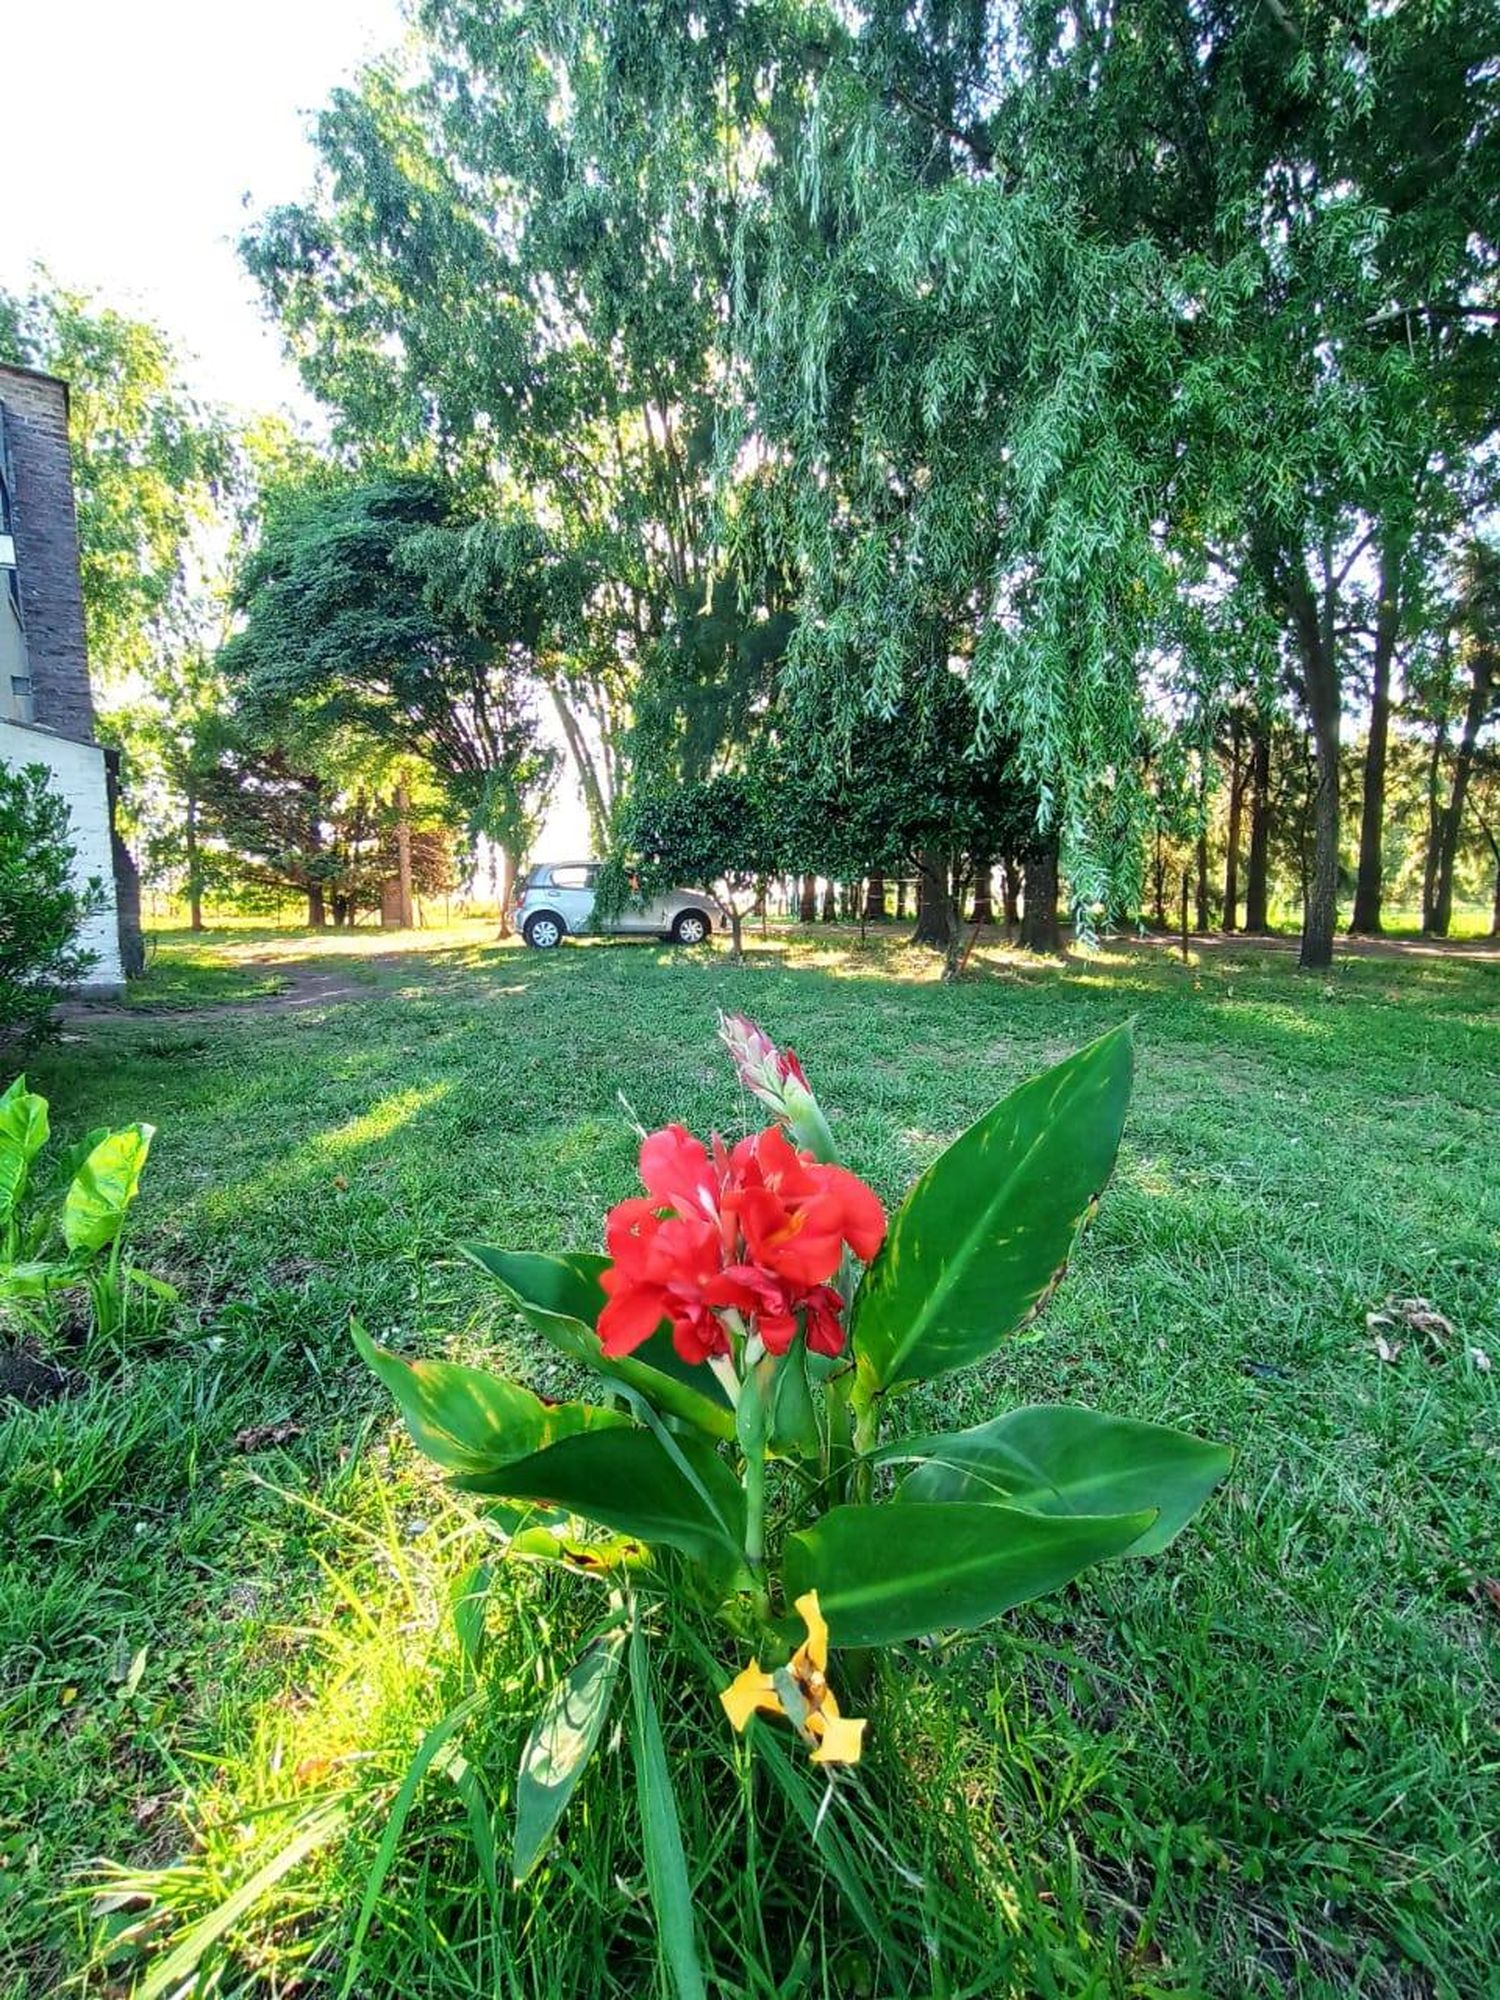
<box><xmin>524</xmin><ymin>913</ymin><xmax>565</xmax><ymax>950</ymax></box>
<box><xmin>672</xmin><ymin>910</ymin><xmax>710</xmax><ymax>946</ymax></box>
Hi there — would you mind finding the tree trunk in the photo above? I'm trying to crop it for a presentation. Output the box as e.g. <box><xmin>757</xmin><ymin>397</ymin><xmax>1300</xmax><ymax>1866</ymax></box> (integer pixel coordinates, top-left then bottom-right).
<box><xmin>1429</xmin><ymin>651</ymin><xmax>1493</xmax><ymax>936</ymax></box>
<box><xmin>1195</xmin><ymin>830</ymin><xmax>1210</xmax><ymax>932</ymax></box>
<box><xmin>863</xmin><ymin>873</ymin><xmax>885</xmax><ymax>922</ymax></box>
<box><xmin>1302</xmin><ymin>717</ymin><xmax>1340</xmax><ymax>968</ymax></box>
<box><xmin>1018</xmin><ymin>841</ymin><xmax>1061</xmax><ymax>953</ymax></box>
<box><xmin>1487</xmin><ymin>828</ymin><xmax>1500</xmax><ymax>939</ymax></box>
<box><xmin>185</xmin><ymin>789</ymin><xmax>204</xmax><ymax>932</ymax></box>
<box><xmin>799</xmin><ymin>874</ymin><xmax>817</xmax><ymax>923</ymax></box>
<box><xmin>1244</xmin><ymin>718</ymin><xmax>1272</xmax><ymax>932</ymax></box>
<box><xmin>307</xmin><ymin>882</ymin><xmax>327</xmax><ymax>928</ymax></box>
<box><xmin>821</xmin><ymin>881</ymin><xmax>837</xmax><ymax>922</ymax></box>
<box><xmin>1222</xmin><ymin>718</ymin><xmax>1244</xmax><ymax>933</ymax></box>
<box><xmin>395</xmin><ymin>780</ymin><xmax>415</xmax><ymax>929</ymax></box>
<box><xmin>728</xmin><ymin>909</ymin><xmax>744</xmax><ymax>959</ymax></box>
<box><xmin>1350</xmin><ymin>542</ymin><xmax>1402</xmax><ymax>934</ymax></box>
<box><xmin>1283</xmin><ymin>557</ymin><xmax>1341</xmax><ymax>969</ymax></box>
<box><xmin>497</xmin><ymin>846</ymin><xmax>516</xmax><ymax>937</ymax></box>
<box><xmin>970</xmin><ymin>858</ymin><xmax>994</xmax><ymax>925</ymax></box>
<box><xmin>1001</xmin><ymin>855</ymin><xmax>1021</xmax><ymax>930</ymax></box>
<box><xmin>911</xmin><ymin>847</ymin><xmax>958</xmax><ymax>951</ymax></box>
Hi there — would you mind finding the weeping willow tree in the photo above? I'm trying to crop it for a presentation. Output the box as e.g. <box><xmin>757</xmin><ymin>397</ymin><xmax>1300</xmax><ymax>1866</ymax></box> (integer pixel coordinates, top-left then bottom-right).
<box><xmin>716</xmin><ymin>0</ymin><xmax>1500</xmax><ymax>959</ymax></box>
<box><xmin>247</xmin><ymin>2</ymin><xmax>1499</xmax><ymax>955</ymax></box>
<box><xmin>241</xmin><ymin>0</ymin><xmax>811</xmax><ymax>845</ymax></box>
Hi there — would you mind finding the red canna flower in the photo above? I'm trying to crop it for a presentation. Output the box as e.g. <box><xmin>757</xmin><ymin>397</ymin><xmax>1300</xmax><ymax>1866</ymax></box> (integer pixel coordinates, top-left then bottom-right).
<box><xmin>725</xmin><ymin>1127</ymin><xmax>886</xmax><ymax>1290</ymax></box>
<box><xmin>596</xmin><ymin>1122</ymin><xmax>886</xmax><ymax>1366</ymax></box>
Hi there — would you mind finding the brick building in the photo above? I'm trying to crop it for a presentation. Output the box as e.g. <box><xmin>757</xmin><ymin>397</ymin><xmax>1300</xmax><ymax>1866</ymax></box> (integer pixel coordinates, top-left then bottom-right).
<box><xmin>1</xmin><ymin>360</ymin><xmax>141</xmax><ymax>991</ymax></box>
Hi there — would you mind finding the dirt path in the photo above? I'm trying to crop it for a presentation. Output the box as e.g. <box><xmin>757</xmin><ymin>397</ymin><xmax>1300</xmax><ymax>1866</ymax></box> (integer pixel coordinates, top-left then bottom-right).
<box><xmin>59</xmin><ymin>956</ymin><xmax>421</xmax><ymax>1027</ymax></box>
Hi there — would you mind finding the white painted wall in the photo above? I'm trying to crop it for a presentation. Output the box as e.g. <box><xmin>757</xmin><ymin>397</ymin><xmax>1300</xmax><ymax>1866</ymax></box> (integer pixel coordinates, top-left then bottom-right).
<box><xmin>0</xmin><ymin>718</ymin><xmax>124</xmax><ymax>992</ymax></box>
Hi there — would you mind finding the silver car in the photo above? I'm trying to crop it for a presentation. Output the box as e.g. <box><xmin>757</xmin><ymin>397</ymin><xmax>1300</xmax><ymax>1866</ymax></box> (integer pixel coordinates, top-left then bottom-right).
<box><xmin>514</xmin><ymin>861</ymin><xmax>720</xmax><ymax>949</ymax></box>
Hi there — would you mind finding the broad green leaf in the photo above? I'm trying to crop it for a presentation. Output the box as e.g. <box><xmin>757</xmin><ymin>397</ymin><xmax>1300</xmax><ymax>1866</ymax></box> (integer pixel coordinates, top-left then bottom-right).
<box><xmin>353</xmin><ymin>1324</ymin><xmax>627</xmax><ymax>1477</ymax></box>
<box><xmin>767</xmin><ymin>1338</ymin><xmax>820</xmax><ymax>1460</ymax></box>
<box><xmin>513</xmin><ymin>1630</ymin><xmax>625</xmax><ymax>1883</ymax></box>
<box><xmin>629</xmin><ymin>1617</ymin><xmax>710</xmax><ymax>2000</ymax></box>
<box><xmin>61</xmin><ymin>1124</ymin><xmax>155</xmax><ymax>1255</ymax></box>
<box><xmin>782</xmin><ymin>1499</ymin><xmax>1156</xmax><ymax>1647</ymax></box>
<box><xmin>460</xmin><ymin>1244</ymin><xmax>735</xmax><ymax>1440</ymax></box>
<box><xmin>0</xmin><ymin>1077</ymin><xmax>49</xmax><ymax>1227</ymax></box>
<box><xmin>850</xmin><ymin>1026</ymin><xmax>1133</xmax><ymax>1392</ymax></box>
<box><xmin>450</xmin><ymin>1426</ymin><xmax>746</xmax><ymax>1570</ymax></box>
<box><xmin>887</xmin><ymin>1404</ymin><xmax>1231</xmax><ymax>1556</ymax></box>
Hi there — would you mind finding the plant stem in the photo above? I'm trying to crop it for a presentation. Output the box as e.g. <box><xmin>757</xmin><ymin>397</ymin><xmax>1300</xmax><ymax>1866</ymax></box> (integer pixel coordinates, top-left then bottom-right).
<box><xmin>851</xmin><ymin>1388</ymin><xmax>880</xmax><ymax>1507</ymax></box>
<box><xmin>737</xmin><ymin>1360</ymin><xmax>771</xmax><ymax>1621</ymax></box>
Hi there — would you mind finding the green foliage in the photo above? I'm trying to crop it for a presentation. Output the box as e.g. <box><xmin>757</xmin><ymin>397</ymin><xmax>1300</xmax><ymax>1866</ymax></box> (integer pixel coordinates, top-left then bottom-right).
<box><xmin>627</xmin><ymin>1617</ymin><xmax>710</xmax><ymax>2000</ymax></box>
<box><xmin>512</xmin><ymin>1628</ymin><xmax>625</xmax><ymax>1886</ymax></box>
<box><xmin>240</xmin><ymin>1</ymin><xmax>762</xmax><ymax>840</ymax></box>
<box><xmin>0</xmin><ymin>274</ymin><xmax>236</xmax><ymax>685</ymax></box>
<box><xmin>0</xmin><ymin>1076</ymin><xmax>168</xmax><ymax>1341</ymax></box>
<box><xmin>783</xmin><ymin>1499</ymin><xmax>1158</xmax><ymax>1649</ymax></box>
<box><xmin>460</xmin><ymin>1245</ymin><xmax>736</xmax><ymax>1439</ymax></box>
<box><xmin>623</xmin><ymin>773</ymin><xmax>778</xmax><ymax>945</ymax></box>
<box><xmin>888</xmin><ymin>1404</ymin><xmax>1234</xmax><ymax>1560</ymax></box>
<box><xmin>0</xmin><ymin>760</ymin><xmax>104</xmax><ymax>1036</ymax></box>
<box><xmin>351</xmin><ymin>1323</ymin><xmax>627</xmax><ymax>1476</ymax></box>
<box><xmin>222</xmin><ymin>472</ymin><xmax>561</xmax><ymax>872</ymax></box>
<box><xmin>850</xmin><ymin>1024</ymin><xmax>1133</xmax><ymax>1393</ymax></box>
<box><xmin>368</xmin><ymin>1013</ymin><xmax>1225</xmax><ymax>1888</ymax></box>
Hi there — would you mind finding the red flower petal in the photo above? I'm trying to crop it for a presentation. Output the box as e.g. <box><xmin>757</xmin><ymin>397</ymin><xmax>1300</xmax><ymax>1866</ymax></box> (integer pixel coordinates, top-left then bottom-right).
<box><xmin>639</xmin><ymin>1124</ymin><xmax>720</xmax><ymax>1219</ymax></box>
<box><xmin>597</xmin><ymin>1274</ymin><xmax>669</xmax><ymax>1356</ymax></box>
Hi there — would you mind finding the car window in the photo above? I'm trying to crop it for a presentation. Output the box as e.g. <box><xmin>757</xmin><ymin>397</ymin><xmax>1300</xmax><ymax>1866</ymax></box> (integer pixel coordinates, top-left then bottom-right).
<box><xmin>546</xmin><ymin>865</ymin><xmax>596</xmax><ymax>890</ymax></box>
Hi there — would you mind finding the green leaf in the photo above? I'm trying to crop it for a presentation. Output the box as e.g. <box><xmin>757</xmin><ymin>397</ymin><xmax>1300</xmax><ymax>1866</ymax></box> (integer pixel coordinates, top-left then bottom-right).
<box><xmin>850</xmin><ymin>1026</ymin><xmax>1132</xmax><ymax>1392</ymax></box>
<box><xmin>767</xmin><ymin>1338</ymin><xmax>820</xmax><ymax>1460</ymax></box>
<box><xmin>0</xmin><ymin>1077</ymin><xmax>49</xmax><ymax>1228</ymax></box>
<box><xmin>61</xmin><ymin>1124</ymin><xmax>155</xmax><ymax>1255</ymax></box>
<box><xmin>450</xmin><ymin>1427</ymin><xmax>746</xmax><ymax>1570</ymax></box>
<box><xmin>513</xmin><ymin>1630</ymin><xmax>625</xmax><ymax>1884</ymax></box>
<box><xmin>887</xmin><ymin>1404</ymin><xmax>1231</xmax><ymax>1556</ymax></box>
<box><xmin>629</xmin><ymin>1617</ymin><xmax>709</xmax><ymax>2000</ymax></box>
<box><xmin>782</xmin><ymin>1499</ymin><xmax>1156</xmax><ymax>1647</ymax></box>
<box><xmin>352</xmin><ymin>1324</ymin><xmax>627</xmax><ymax>1477</ymax></box>
<box><xmin>460</xmin><ymin>1244</ymin><xmax>735</xmax><ymax>1440</ymax></box>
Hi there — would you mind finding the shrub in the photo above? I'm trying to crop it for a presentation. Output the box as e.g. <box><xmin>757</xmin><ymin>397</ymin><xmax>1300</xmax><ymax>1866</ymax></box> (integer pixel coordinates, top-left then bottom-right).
<box><xmin>0</xmin><ymin>759</ymin><xmax>105</xmax><ymax>1036</ymax></box>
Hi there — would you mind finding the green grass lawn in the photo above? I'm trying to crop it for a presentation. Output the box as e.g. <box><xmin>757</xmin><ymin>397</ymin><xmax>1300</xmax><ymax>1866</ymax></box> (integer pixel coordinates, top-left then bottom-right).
<box><xmin>3</xmin><ymin>926</ymin><xmax>1496</xmax><ymax>1998</ymax></box>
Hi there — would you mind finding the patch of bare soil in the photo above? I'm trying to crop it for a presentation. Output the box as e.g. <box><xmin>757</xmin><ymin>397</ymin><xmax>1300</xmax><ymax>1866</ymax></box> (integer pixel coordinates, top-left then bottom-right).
<box><xmin>0</xmin><ymin>1341</ymin><xmax>85</xmax><ymax>1408</ymax></box>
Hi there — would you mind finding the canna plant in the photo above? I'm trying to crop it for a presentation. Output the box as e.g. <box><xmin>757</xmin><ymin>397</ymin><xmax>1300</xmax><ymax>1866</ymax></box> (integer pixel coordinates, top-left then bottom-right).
<box><xmin>358</xmin><ymin>1015</ymin><xmax>1231</xmax><ymax>1953</ymax></box>
<box><xmin>0</xmin><ymin>1074</ymin><xmax>171</xmax><ymax>1341</ymax></box>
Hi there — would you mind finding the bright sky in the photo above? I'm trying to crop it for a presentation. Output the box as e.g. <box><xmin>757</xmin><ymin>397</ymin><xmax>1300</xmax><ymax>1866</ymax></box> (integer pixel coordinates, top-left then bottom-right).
<box><xmin>5</xmin><ymin>0</ymin><xmax>592</xmax><ymax>857</ymax></box>
<box><xmin>3</xmin><ymin>0</ymin><xmax>407</xmax><ymax>415</ymax></box>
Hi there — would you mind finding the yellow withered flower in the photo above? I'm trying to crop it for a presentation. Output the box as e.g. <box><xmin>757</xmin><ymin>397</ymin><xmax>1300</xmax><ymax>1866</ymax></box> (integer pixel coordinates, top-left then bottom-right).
<box><xmin>720</xmin><ymin>1590</ymin><xmax>866</xmax><ymax>1765</ymax></box>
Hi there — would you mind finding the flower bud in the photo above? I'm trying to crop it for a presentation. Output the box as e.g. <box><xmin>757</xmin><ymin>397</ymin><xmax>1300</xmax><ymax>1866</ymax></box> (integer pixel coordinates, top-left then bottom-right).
<box><xmin>717</xmin><ymin>1012</ymin><xmax>837</xmax><ymax>1163</ymax></box>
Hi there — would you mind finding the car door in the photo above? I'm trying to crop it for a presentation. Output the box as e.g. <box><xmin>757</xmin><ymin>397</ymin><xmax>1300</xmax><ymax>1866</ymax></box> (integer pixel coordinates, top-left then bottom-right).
<box><xmin>543</xmin><ymin>864</ymin><xmax>598</xmax><ymax>933</ymax></box>
<box><xmin>610</xmin><ymin>868</ymin><xmax>661</xmax><ymax>934</ymax></box>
